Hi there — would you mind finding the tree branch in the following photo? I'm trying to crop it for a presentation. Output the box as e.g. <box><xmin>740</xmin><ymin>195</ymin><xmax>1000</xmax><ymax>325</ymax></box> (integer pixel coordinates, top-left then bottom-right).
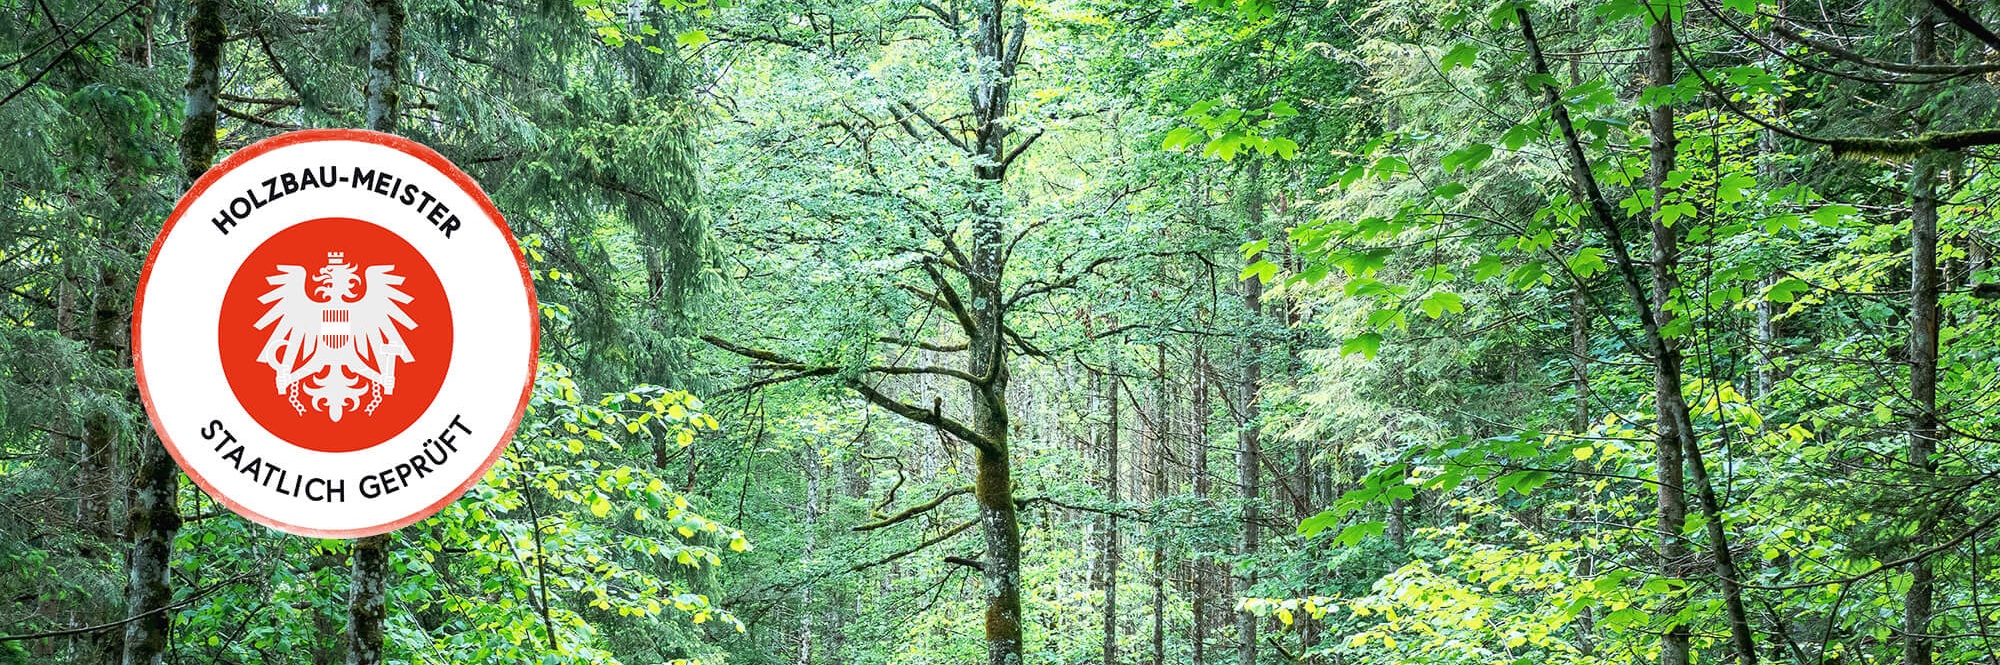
<box><xmin>919</xmin><ymin>262</ymin><xmax>980</xmax><ymax>334</ymax></box>
<box><xmin>844</xmin><ymin>381</ymin><xmax>999</xmax><ymax>455</ymax></box>
<box><xmin>1008</xmin><ymin>254</ymin><xmax>1116</xmax><ymax>307</ymax></box>
<box><xmin>997</xmin><ymin>128</ymin><xmax>1042</xmax><ymax>171</ymax></box>
<box><xmin>220</xmin><ymin>104</ymin><xmax>301</xmax><ymax>129</ymax></box>
<box><xmin>878</xmin><ymin>336</ymin><xmax>970</xmax><ymax>352</ymax></box>
<box><xmin>1930</xmin><ymin>0</ymin><xmax>2000</xmax><ymax>53</ymax></box>
<box><xmin>847</xmin><ymin>520</ymin><xmax>976</xmax><ymax>573</ymax></box>
<box><xmin>0</xmin><ymin>572</ymin><xmax>255</xmax><ymax>642</ymax></box>
<box><xmin>853</xmin><ymin>486</ymin><xmax>972</xmax><ymax>531</ymax></box>
<box><xmin>1769</xmin><ymin>20</ymin><xmax>2000</xmax><ymax>76</ymax></box>
<box><xmin>896</xmin><ymin>100</ymin><xmax>969</xmax><ymax>152</ymax></box>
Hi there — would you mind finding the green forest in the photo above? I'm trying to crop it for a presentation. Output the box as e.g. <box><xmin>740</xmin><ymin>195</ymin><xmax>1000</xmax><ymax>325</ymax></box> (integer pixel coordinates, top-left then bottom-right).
<box><xmin>6</xmin><ymin>0</ymin><xmax>2000</xmax><ymax>663</ymax></box>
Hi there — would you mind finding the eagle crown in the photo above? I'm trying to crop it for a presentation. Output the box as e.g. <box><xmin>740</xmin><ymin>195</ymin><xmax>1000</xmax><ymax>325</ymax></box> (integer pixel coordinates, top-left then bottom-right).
<box><xmin>313</xmin><ymin>252</ymin><xmax>360</xmax><ymax>302</ymax></box>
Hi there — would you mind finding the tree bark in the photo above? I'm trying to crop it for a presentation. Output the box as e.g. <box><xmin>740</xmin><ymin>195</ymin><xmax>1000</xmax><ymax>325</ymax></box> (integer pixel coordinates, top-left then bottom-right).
<box><xmin>363</xmin><ymin>0</ymin><xmax>404</xmax><ymax>133</ymax></box>
<box><xmin>1644</xmin><ymin>14</ymin><xmax>1694</xmax><ymax>665</ymax></box>
<box><xmin>800</xmin><ymin>455</ymin><xmax>820</xmax><ymax>665</ymax></box>
<box><xmin>1151</xmin><ymin>344</ymin><xmax>1168</xmax><ymax>665</ymax></box>
<box><xmin>966</xmin><ymin>6</ymin><xmax>1027</xmax><ymax>665</ymax></box>
<box><xmin>1903</xmin><ymin>8</ymin><xmax>1941</xmax><ymax>665</ymax></box>
<box><xmin>120</xmin><ymin>1</ymin><xmax>205</xmax><ymax>663</ymax></box>
<box><xmin>1191</xmin><ymin>340</ymin><xmax>1212</xmax><ymax>665</ymax></box>
<box><xmin>1235</xmin><ymin>161</ymin><xmax>1266</xmax><ymax>665</ymax></box>
<box><xmin>348</xmin><ymin>2</ymin><xmax>404</xmax><ymax>663</ymax></box>
<box><xmin>345</xmin><ymin>538</ymin><xmax>387</xmax><ymax>665</ymax></box>
<box><xmin>1645</xmin><ymin>13</ymin><xmax>1759</xmax><ymax>665</ymax></box>
<box><xmin>1568</xmin><ymin>286</ymin><xmax>1597</xmax><ymax>657</ymax></box>
<box><xmin>1101</xmin><ymin>366</ymin><xmax>1120</xmax><ymax>665</ymax></box>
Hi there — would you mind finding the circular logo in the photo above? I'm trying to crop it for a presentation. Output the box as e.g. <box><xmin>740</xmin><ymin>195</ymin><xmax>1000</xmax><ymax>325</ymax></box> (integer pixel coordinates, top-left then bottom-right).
<box><xmin>135</xmin><ymin>129</ymin><xmax>538</xmax><ymax>538</ymax></box>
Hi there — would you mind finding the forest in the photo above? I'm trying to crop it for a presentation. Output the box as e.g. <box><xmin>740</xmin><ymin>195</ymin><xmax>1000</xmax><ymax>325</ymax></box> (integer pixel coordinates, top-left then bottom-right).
<box><xmin>5</xmin><ymin>0</ymin><xmax>2000</xmax><ymax>663</ymax></box>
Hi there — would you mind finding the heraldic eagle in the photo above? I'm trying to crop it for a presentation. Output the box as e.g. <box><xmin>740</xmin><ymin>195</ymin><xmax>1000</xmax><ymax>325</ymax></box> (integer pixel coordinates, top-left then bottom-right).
<box><xmin>254</xmin><ymin>251</ymin><xmax>417</xmax><ymax>422</ymax></box>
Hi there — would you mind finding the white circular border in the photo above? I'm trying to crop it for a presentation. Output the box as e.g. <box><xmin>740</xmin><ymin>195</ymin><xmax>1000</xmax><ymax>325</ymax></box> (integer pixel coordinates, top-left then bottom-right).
<box><xmin>136</xmin><ymin>130</ymin><xmax>538</xmax><ymax>538</ymax></box>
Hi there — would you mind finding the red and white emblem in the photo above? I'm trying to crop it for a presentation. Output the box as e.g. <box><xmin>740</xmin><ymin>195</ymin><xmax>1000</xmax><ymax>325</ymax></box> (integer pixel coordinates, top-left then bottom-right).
<box><xmin>262</xmin><ymin>252</ymin><xmax>414</xmax><ymax>418</ymax></box>
<box><xmin>135</xmin><ymin>130</ymin><xmax>536</xmax><ymax>538</ymax></box>
<box><xmin>258</xmin><ymin>252</ymin><xmax>414</xmax><ymax>422</ymax></box>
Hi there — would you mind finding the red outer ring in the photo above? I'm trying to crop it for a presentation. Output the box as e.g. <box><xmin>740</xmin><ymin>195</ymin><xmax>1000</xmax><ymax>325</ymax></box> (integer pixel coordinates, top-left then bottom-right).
<box><xmin>133</xmin><ymin>128</ymin><xmax>540</xmax><ymax>539</ymax></box>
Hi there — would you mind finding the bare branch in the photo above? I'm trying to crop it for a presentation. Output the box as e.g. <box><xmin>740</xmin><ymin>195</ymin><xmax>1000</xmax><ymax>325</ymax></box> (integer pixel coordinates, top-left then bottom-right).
<box><xmin>220</xmin><ymin>105</ymin><xmax>301</xmax><ymax>129</ymax></box>
<box><xmin>1008</xmin><ymin>254</ymin><xmax>1116</xmax><ymax>307</ymax></box>
<box><xmin>701</xmin><ymin>335</ymin><xmax>1000</xmax><ymax>453</ymax></box>
<box><xmin>848</xmin><ymin>520</ymin><xmax>976</xmax><ymax>573</ymax></box>
<box><xmin>853</xmin><ymin>486</ymin><xmax>972</xmax><ymax>531</ymax></box>
<box><xmin>0</xmin><ymin>572</ymin><xmax>255</xmax><ymax>643</ymax></box>
<box><xmin>1769</xmin><ymin>20</ymin><xmax>2000</xmax><ymax>75</ymax></box>
<box><xmin>1931</xmin><ymin>0</ymin><xmax>2000</xmax><ymax>54</ymax></box>
<box><xmin>997</xmin><ymin>128</ymin><xmax>1042</xmax><ymax>172</ymax></box>
<box><xmin>844</xmin><ymin>381</ymin><xmax>999</xmax><ymax>455</ymax></box>
<box><xmin>704</xmin><ymin>336</ymin><xmax>984</xmax><ymax>384</ymax></box>
<box><xmin>896</xmin><ymin>100</ymin><xmax>969</xmax><ymax>152</ymax></box>
<box><xmin>919</xmin><ymin>262</ymin><xmax>980</xmax><ymax>334</ymax></box>
<box><xmin>879</xmin><ymin>336</ymin><xmax>970</xmax><ymax>352</ymax></box>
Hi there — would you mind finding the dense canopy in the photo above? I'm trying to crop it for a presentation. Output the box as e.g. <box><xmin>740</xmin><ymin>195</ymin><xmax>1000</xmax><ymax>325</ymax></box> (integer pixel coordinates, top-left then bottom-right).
<box><xmin>5</xmin><ymin>0</ymin><xmax>2000</xmax><ymax>664</ymax></box>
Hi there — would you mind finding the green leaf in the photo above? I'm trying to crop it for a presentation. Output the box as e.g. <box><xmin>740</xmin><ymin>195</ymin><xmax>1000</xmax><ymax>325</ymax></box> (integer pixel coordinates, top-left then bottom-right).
<box><xmin>1719</xmin><ymin>173</ymin><xmax>1757</xmax><ymax>203</ymax></box>
<box><xmin>1337</xmin><ymin>163</ymin><xmax>1368</xmax><ymax>189</ymax></box>
<box><xmin>1657</xmin><ymin>202</ymin><xmax>1697</xmax><ymax>227</ymax></box>
<box><xmin>1341</xmin><ymin>333</ymin><xmax>1384</xmax><ymax>359</ymax></box>
<box><xmin>1163</xmin><ymin>127</ymin><xmax>1203</xmax><ymax>151</ymax></box>
<box><xmin>1299</xmin><ymin>510</ymin><xmax>1340</xmax><ymax>537</ymax></box>
<box><xmin>1471</xmin><ymin>254</ymin><xmax>1507</xmax><ymax>281</ymax></box>
<box><xmin>1441</xmin><ymin>42</ymin><xmax>1479</xmax><ymax>73</ymax></box>
<box><xmin>1506</xmin><ymin>260</ymin><xmax>1550</xmax><ymax>288</ymax></box>
<box><xmin>1568</xmin><ymin>247</ymin><xmax>1606</xmax><ymax>278</ymax></box>
<box><xmin>1763</xmin><ymin>277</ymin><xmax>1810</xmax><ymax>303</ymax></box>
<box><xmin>1240</xmin><ymin>238</ymin><xmax>1270</xmax><ymax>259</ymax></box>
<box><xmin>1370</xmin><ymin>155</ymin><xmax>1409</xmax><ymax>179</ymax></box>
<box><xmin>1441</xmin><ymin>143</ymin><xmax>1494</xmax><ymax>173</ymax></box>
<box><xmin>1333</xmin><ymin>521</ymin><xmax>1385</xmax><ymax>547</ymax></box>
<box><xmin>1419</xmin><ymin>291</ymin><xmax>1465</xmax><ymax>319</ymax></box>
<box><xmin>1239</xmin><ymin>259</ymin><xmax>1278</xmax><ymax>284</ymax></box>
<box><xmin>1811</xmin><ymin>204</ymin><xmax>1861</xmax><ymax>226</ymax></box>
<box><xmin>1268</xmin><ymin>136</ymin><xmax>1300</xmax><ymax>160</ymax></box>
<box><xmin>674</xmin><ymin>29</ymin><xmax>710</xmax><ymax>47</ymax></box>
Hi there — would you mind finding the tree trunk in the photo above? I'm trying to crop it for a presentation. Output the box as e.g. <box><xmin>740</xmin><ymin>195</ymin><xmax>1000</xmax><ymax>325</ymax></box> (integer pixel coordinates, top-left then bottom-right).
<box><xmin>965</xmin><ymin>7</ymin><xmax>1027</xmax><ymax>664</ymax></box>
<box><xmin>1520</xmin><ymin>8</ymin><xmax>1758</xmax><ymax>664</ymax></box>
<box><xmin>120</xmin><ymin>1</ymin><xmax>203</xmax><ymax>663</ymax></box>
<box><xmin>800</xmin><ymin>456</ymin><xmax>821</xmax><ymax>665</ymax></box>
<box><xmin>363</xmin><ymin>0</ymin><xmax>404</xmax><ymax>133</ymax></box>
<box><xmin>1151</xmin><ymin>344</ymin><xmax>1168</xmax><ymax>665</ymax></box>
<box><xmin>1568</xmin><ymin>286</ymin><xmax>1597</xmax><ymax>657</ymax></box>
<box><xmin>1903</xmin><ymin>10</ymin><xmax>1941</xmax><ymax>665</ymax></box>
<box><xmin>1101</xmin><ymin>366</ymin><xmax>1120</xmax><ymax>665</ymax></box>
<box><xmin>1191</xmin><ymin>340</ymin><xmax>1212</xmax><ymax>665</ymax></box>
<box><xmin>348</xmin><ymin>2</ymin><xmax>404</xmax><ymax>663</ymax></box>
<box><xmin>1235</xmin><ymin>161</ymin><xmax>1265</xmax><ymax>665</ymax></box>
<box><xmin>1643</xmin><ymin>15</ymin><xmax>1694</xmax><ymax>665</ymax></box>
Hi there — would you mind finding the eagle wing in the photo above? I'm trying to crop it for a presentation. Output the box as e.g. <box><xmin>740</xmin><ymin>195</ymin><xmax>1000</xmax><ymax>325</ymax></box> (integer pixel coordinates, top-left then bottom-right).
<box><xmin>254</xmin><ymin>265</ymin><xmax>318</xmax><ymax>389</ymax></box>
<box><xmin>351</xmin><ymin>265</ymin><xmax>417</xmax><ymax>380</ymax></box>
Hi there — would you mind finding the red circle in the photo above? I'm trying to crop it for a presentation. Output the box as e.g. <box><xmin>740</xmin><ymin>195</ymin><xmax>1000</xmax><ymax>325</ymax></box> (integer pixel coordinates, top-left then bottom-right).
<box><xmin>134</xmin><ymin>128</ymin><xmax>539</xmax><ymax>539</ymax></box>
<box><xmin>216</xmin><ymin>218</ymin><xmax>453</xmax><ymax>453</ymax></box>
